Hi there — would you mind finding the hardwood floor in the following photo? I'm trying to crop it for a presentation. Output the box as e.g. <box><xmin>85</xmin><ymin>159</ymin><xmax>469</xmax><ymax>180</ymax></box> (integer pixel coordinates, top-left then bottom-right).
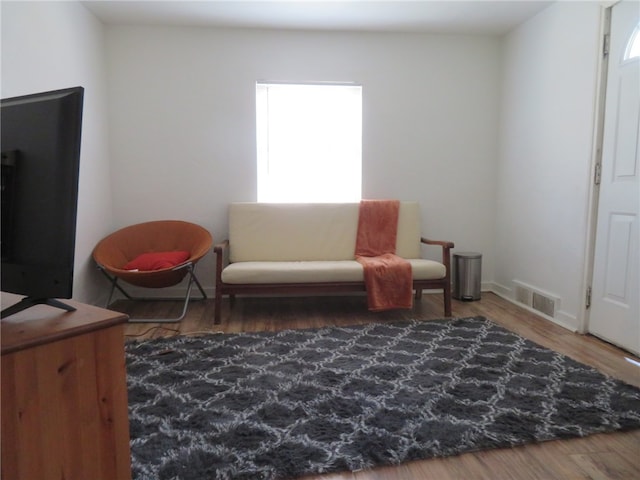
<box><xmin>120</xmin><ymin>292</ymin><xmax>640</xmax><ymax>480</ymax></box>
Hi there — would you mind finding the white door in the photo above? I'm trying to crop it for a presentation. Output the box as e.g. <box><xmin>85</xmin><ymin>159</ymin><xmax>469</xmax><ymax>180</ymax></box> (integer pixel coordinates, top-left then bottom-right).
<box><xmin>589</xmin><ymin>0</ymin><xmax>640</xmax><ymax>355</ymax></box>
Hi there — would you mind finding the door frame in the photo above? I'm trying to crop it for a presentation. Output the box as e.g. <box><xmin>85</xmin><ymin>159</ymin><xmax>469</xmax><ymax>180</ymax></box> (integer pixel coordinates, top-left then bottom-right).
<box><xmin>579</xmin><ymin>1</ymin><xmax>617</xmax><ymax>335</ymax></box>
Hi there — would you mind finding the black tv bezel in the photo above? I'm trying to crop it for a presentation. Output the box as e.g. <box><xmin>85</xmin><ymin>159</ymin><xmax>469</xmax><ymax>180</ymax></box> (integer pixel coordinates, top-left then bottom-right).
<box><xmin>1</xmin><ymin>86</ymin><xmax>84</xmax><ymax>318</ymax></box>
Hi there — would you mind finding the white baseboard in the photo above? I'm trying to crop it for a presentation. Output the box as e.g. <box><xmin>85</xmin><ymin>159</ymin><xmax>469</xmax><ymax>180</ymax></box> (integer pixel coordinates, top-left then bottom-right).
<box><xmin>488</xmin><ymin>282</ymin><xmax>578</xmax><ymax>332</ymax></box>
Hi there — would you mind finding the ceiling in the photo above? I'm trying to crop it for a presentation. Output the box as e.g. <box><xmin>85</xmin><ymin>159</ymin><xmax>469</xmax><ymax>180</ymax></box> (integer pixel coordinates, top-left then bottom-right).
<box><xmin>82</xmin><ymin>1</ymin><xmax>555</xmax><ymax>35</ymax></box>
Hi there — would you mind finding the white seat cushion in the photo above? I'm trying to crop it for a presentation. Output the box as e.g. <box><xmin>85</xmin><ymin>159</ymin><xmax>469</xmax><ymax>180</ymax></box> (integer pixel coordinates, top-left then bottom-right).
<box><xmin>221</xmin><ymin>259</ymin><xmax>445</xmax><ymax>284</ymax></box>
<box><xmin>408</xmin><ymin>259</ymin><xmax>446</xmax><ymax>280</ymax></box>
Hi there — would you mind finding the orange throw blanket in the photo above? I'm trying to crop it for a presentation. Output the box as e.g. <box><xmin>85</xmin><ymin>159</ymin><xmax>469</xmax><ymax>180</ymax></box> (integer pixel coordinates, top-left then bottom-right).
<box><xmin>355</xmin><ymin>200</ymin><xmax>413</xmax><ymax>311</ymax></box>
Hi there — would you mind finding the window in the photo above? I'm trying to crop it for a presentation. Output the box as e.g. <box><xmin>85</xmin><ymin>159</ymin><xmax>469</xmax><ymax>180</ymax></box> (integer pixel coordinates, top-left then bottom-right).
<box><xmin>624</xmin><ymin>24</ymin><xmax>640</xmax><ymax>61</ymax></box>
<box><xmin>256</xmin><ymin>82</ymin><xmax>362</xmax><ymax>203</ymax></box>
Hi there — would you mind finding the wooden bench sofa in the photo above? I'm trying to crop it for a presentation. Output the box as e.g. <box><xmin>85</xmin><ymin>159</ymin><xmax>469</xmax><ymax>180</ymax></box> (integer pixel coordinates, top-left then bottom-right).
<box><xmin>213</xmin><ymin>202</ymin><xmax>454</xmax><ymax>324</ymax></box>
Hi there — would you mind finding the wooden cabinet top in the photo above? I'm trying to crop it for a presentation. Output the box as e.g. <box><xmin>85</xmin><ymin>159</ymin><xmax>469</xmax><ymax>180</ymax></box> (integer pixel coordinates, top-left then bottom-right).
<box><xmin>1</xmin><ymin>293</ymin><xmax>128</xmax><ymax>355</ymax></box>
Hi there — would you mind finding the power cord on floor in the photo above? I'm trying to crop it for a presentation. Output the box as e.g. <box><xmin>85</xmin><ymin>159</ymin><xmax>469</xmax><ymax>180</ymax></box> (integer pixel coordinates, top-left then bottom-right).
<box><xmin>125</xmin><ymin>326</ymin><xmax>225</xmax><ymax>339</ymax></box>
<box><xmin>125</xmin><ymin>325</ymin><xmax>181</xmax><ymax>338</ymax></box>
<box><xmin>181</xmin><ymin>330</ymin><xmax>225</xmax><ymax>336</ymax></box>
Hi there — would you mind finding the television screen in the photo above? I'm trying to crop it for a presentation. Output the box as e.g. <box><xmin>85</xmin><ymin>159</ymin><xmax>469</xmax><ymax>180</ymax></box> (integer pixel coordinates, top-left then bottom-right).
<box><xmin>1</xmin><ymin>86</ymin><xmax>84</xmax><ymax>318</ymax></box>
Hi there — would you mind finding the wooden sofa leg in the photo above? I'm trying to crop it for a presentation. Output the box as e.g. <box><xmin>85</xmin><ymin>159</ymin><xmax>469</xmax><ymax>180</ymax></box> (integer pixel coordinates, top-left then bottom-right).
<box><xmin>214</xmin><ymin>291</ymin><xmax>222</xmax><ymax>325</ymax></box>
<box><xmin>444</xmin><ymin>284</ymin><xmax>452</xmax><ymax>317</ymax></box>
<box><xmin>414</xmin><ymin>289</ymin><xmax>423</xmax><ymax>300</ymax></box>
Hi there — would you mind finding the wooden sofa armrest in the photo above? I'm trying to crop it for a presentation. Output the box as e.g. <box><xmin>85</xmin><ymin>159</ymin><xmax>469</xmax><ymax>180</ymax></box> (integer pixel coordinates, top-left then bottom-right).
<box><xmin>421</xmin><ymin>237</ymin><xmax>454</xmax><ymax>258</ymax></box>
<box><xmin>421</xmin><ymin>237</ymin><xmax>455</xmax><ymax>249</ymax></box>
<box><xmin>421</xmin><ymin>237</ymin><xmax>455</xmax><ymax>317</ymax></box>
<box><xmin>213</xmin><ymin>240</ymin><xmax>230</xmax><ymax>271</ymax></box>
<box><xmin>420</xmin><ymin>237</ymin><xmax>455</xmax><ymax>277</ymax></box>
<box><xmin>213</xmin><ymin>239</ymin><xmax>230</xmax><ymax>253</ymax></box>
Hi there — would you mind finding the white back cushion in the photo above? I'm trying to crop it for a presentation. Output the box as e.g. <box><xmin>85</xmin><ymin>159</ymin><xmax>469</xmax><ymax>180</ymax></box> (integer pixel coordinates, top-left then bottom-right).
<box><xmin>229</xmin><ymin>202</ymin><xmax>421</xmax><ymax>262</ymax></box>
<box><xmin>396</xmin><ymin>202</ymin><xmax>421</xmax><ymax>258</ymax></box>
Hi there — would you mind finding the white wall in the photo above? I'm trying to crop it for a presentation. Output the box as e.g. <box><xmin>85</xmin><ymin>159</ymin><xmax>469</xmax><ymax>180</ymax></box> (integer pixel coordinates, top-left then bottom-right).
<box><xmin>1</xmin><ymin>1</ymin><xmax>114</xmax><ymax>304</ymax></box>
<box><xmin>105</xmin><ymin>26</ymin><xmax>502</xmax><ymax>292</ymax></box>
<box><xmin>4</xmin><ymin>2</ymin><xmax>605</xmax><ymax>326</ymax></box>
<box><xmin>494</xmin><ymin>1</ymin><xmax>602</xmax><ymax>330</ymax></box>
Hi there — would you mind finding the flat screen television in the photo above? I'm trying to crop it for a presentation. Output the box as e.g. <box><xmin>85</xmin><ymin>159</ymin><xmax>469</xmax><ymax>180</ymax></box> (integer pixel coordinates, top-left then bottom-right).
<box><xmin>1</xmin><ymin>86</ymin><xmax>84</xmax><ymax>318</ymax></box>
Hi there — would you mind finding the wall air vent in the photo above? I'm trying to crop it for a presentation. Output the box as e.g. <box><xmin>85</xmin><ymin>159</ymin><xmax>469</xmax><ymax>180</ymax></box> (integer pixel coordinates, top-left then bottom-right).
<box><xmin>513</xmin><ymin>280</ymin><xmax>559</xmax><ymax>319</ymax></box>
<box><xmin>532</xmin><ymin>292</ymin><xmax>556</xmax><ymax>317</ymax></box>
<box><xmin>515</xmin><ymin>285</ymin><xmax>533</xmax><ymax>307</ymax></box>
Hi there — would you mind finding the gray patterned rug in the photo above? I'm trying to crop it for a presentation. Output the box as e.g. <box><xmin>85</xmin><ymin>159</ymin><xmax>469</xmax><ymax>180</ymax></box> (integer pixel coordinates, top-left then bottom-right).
<box><xmin>126</xmin><ymin>316</ymin><xmax>640</xmax><ymax>480</ymax></box>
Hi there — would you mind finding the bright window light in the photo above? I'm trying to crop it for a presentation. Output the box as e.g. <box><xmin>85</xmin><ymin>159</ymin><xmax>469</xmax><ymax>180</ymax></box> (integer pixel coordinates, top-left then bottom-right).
<box><xmin>624</xmin><ymin>24</ymin><xmax>640</xmax><ymax>61</ymax></box>
<box><xmin>256</xmin><ymin>82</ymin><xmax>362</xmax><ymax>203</ymax></box>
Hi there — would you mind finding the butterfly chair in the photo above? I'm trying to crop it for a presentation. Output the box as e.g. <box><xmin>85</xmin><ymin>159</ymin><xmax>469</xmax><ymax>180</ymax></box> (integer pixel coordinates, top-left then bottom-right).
<box><xmin>93</xmin><ymin>220</ymin><xmax>213</xmax><ymax>323</ymax></box>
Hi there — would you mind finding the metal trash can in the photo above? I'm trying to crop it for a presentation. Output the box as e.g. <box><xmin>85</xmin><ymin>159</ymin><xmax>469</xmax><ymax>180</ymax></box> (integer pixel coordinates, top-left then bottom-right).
<box><xmin>453</xmin><ymin>252</ymin><xmax>482</xmax><ymax>301</ymax></box>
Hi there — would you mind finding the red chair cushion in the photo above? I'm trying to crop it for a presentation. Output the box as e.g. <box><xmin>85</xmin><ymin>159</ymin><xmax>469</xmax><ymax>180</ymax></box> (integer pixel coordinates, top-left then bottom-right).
<box><xmin>123</xmin><ymin>251</ymin><xmax>190</xmax><ymax>271</ymax></box>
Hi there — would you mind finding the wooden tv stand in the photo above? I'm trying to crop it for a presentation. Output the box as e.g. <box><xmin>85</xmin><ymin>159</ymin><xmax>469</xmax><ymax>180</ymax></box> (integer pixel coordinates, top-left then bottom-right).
<box><xmin>1</xmin><ymin>293</ymin><xmax>131</xmax><ymax>480</ymax></box>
